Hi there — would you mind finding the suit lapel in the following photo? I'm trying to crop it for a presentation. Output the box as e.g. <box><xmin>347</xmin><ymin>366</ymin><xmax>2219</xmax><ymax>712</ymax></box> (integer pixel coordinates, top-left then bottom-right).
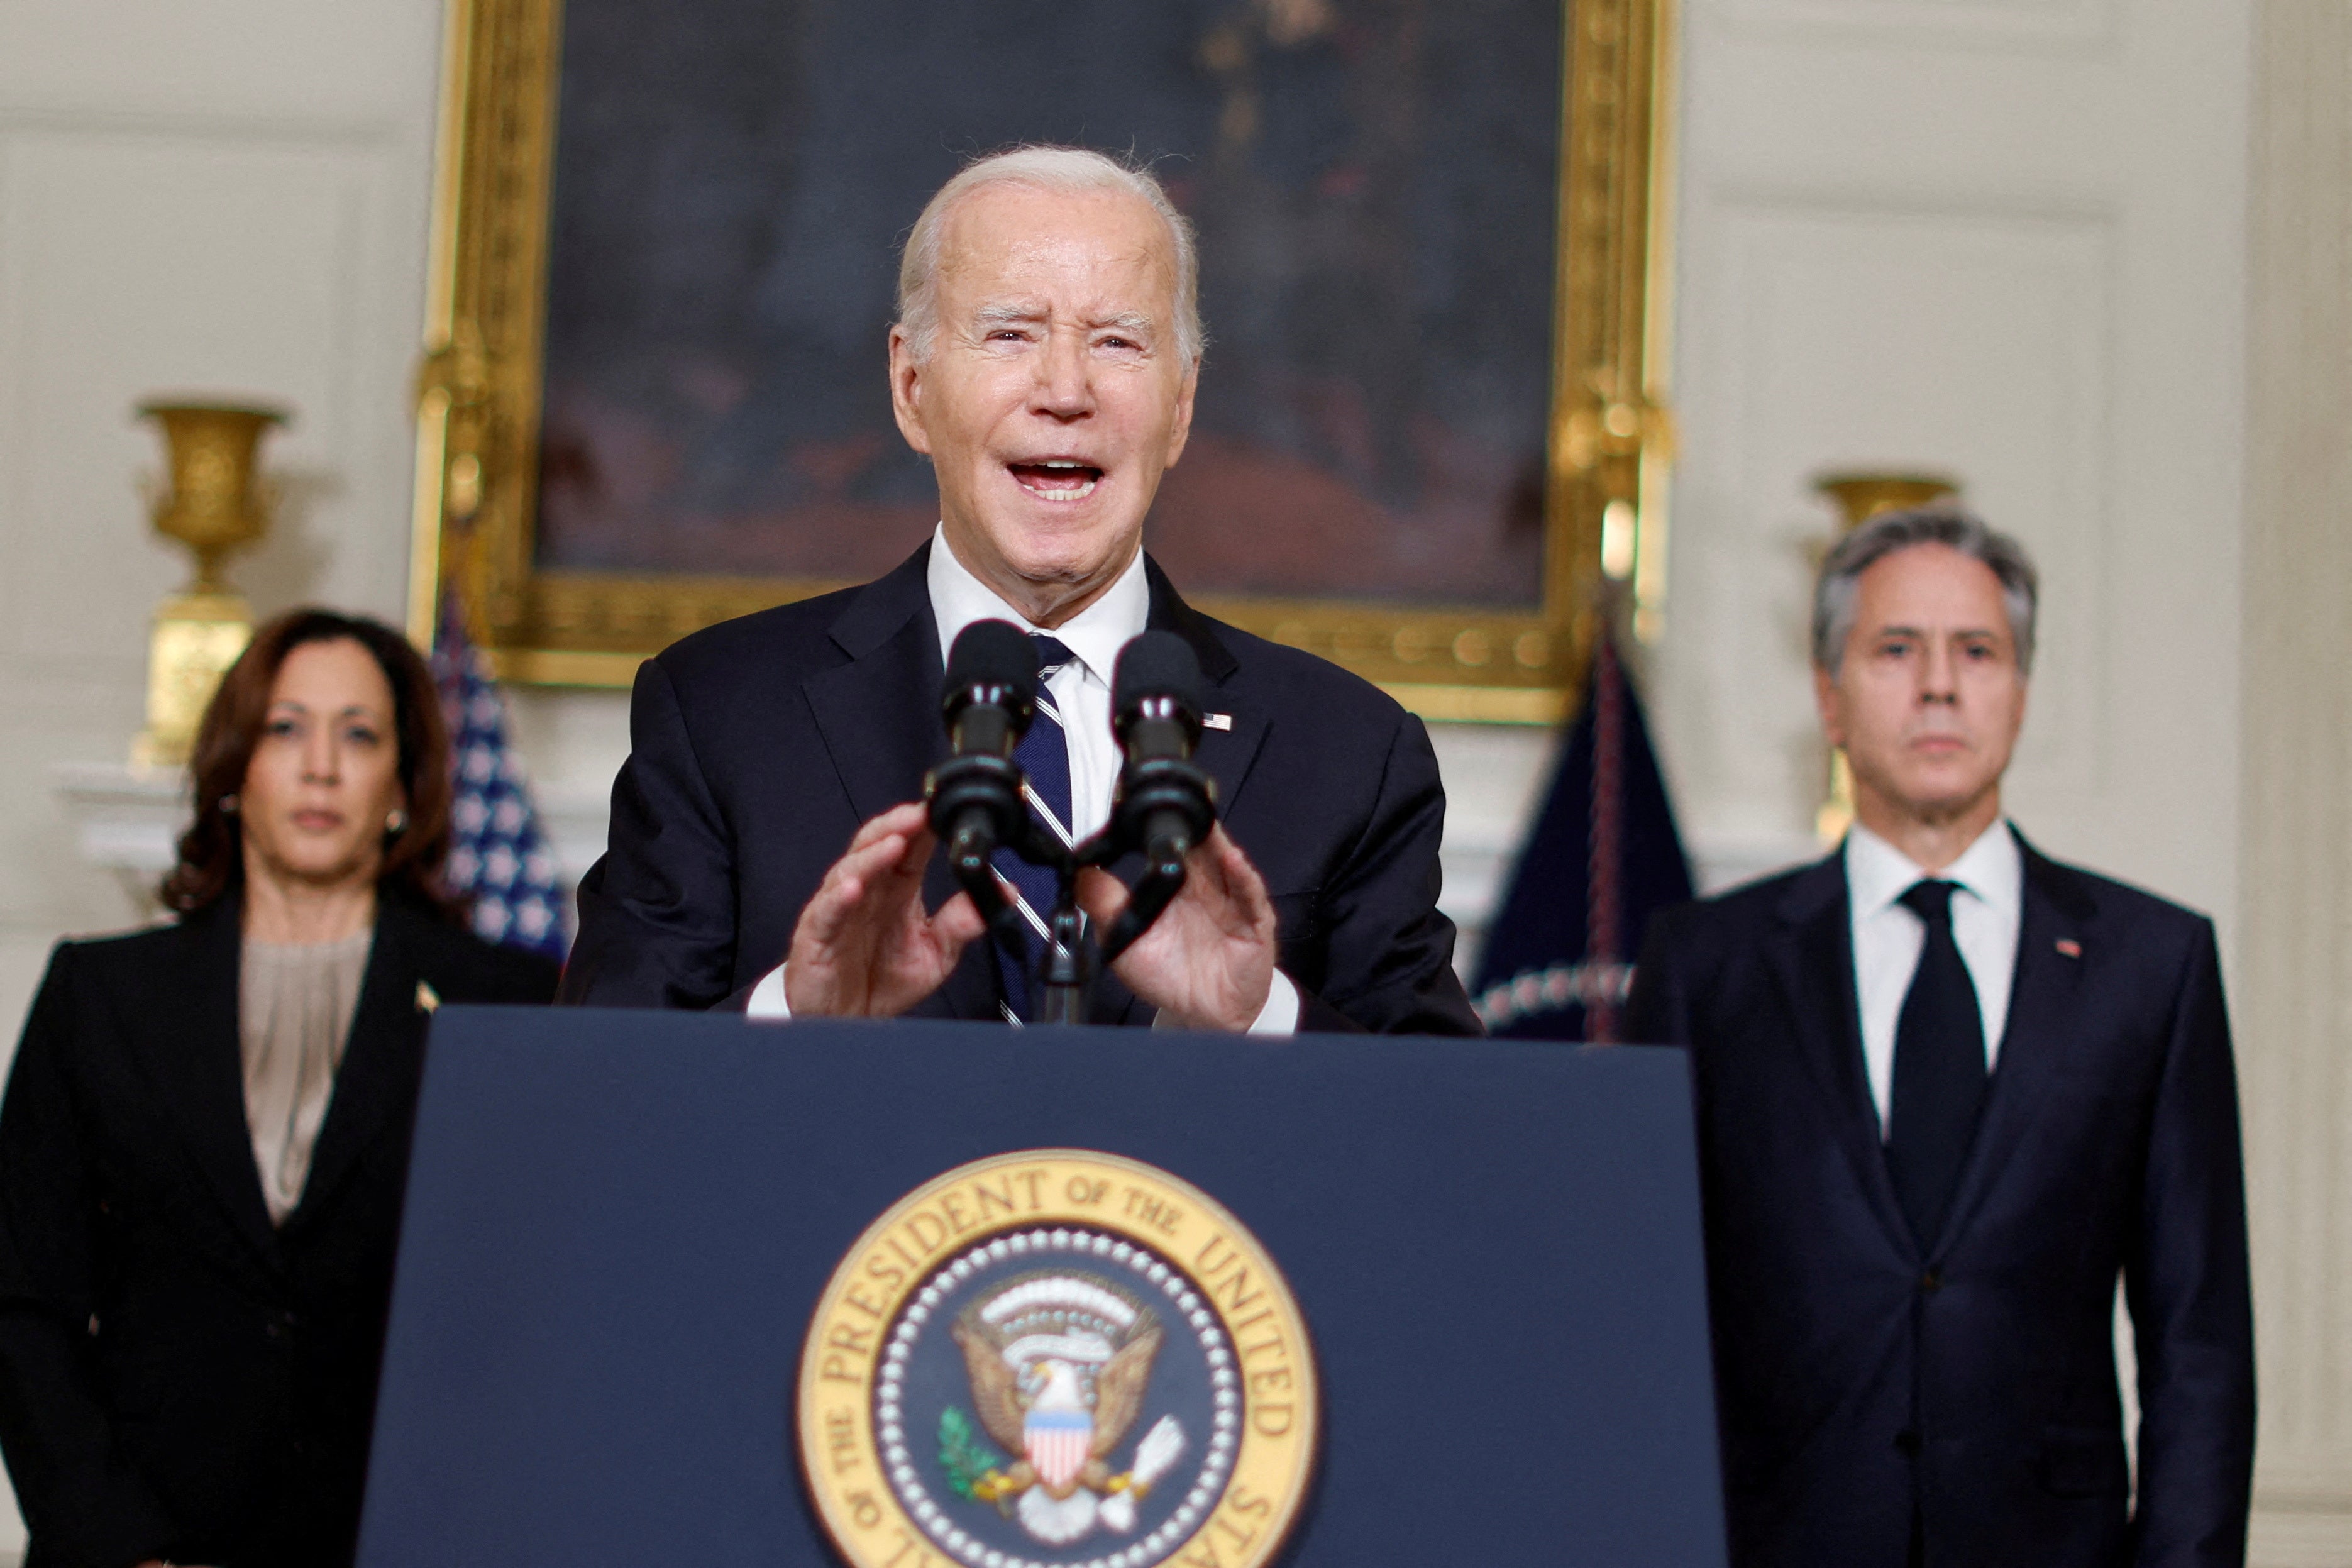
<box><xmin>803</xmin><ymin>544</ymin><xmax>1000</xmax><ymax>1020</ymax></box>
<box><xmin>803</xmin><ymin>545</ymin><xmax>947</xmax><ymax>826</ymax></box>
<box><xmin>1146</xmin><ymin>560</ymin><xmax>1270</xmax><ymax>816</ymax></box>
<box><xmin>1765</xmin><ymin>855</ymin><xmax>1918</xmax><ymax>1259</ymax></box>
<box><xmin>1927</xmin><ymin>836</ymin><xmax>2094</xmax><ymax>1259</ymax></box>
<box><xmin>135</xmin><ymin>901</ymin><xmax>280</xmax><ymax>1259</ymax></box>
<box><xmin>283</xmin><ymin>903</ymin><xmax>432</xmax><ymax>1235</ymax></box>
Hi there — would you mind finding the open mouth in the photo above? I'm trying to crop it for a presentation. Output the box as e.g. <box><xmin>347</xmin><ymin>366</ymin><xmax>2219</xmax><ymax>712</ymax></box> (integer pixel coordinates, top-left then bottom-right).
<box><xmin>1007</xmin><ymin>459</ymin><xmax>1103</xmax><ymax>502</ymax></box>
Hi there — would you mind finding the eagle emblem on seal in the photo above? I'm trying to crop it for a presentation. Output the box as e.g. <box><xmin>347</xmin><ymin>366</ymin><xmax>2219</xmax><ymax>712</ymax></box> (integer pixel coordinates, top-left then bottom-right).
<box><xmin>941</xmin><ymin>1271</ymin><xmax>1187</xmax><ymax>1546</ymax></box>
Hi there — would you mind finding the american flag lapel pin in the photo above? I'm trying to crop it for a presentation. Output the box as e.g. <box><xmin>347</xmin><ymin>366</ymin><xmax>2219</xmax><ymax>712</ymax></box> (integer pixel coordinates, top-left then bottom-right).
<box><xmin>2054</xmin><ymin>939</ymin><xmax>2082</xmax><ymax>959</ymax></box>
<box><xmin>1202</xmin><ymin>712</ymin><xmax>1233</xmax><ymax>731</ymax></box>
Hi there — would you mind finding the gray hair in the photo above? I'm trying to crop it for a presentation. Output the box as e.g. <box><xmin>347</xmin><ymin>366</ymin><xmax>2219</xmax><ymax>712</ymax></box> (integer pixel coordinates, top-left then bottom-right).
<box><xmin>1812</xmin><ymin>505</ymin><xmax>2040</xmax><ymax>675</ymax></box>
<box><xmin>895</xmin><ymin>146</ymin><xmax>1205</xmax><ymax>370</ymax></box>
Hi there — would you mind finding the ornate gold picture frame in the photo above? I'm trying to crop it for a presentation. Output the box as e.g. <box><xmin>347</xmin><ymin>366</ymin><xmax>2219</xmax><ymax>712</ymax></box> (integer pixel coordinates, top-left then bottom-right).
<box><xmin>410</xmin><ymin>0</ymin><xmax>1675</xmax><ymax>724</ymax></box>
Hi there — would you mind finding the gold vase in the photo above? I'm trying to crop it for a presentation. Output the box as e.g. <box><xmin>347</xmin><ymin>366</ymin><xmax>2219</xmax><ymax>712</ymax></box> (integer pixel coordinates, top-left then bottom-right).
<box><xmin>1809</xmin><ymin>469</ymin><xmax>1960</xmax><ymax>844</ymax></box>
<box><xmin>131</xmin><ymin>401</ymin><xmax>287</xmax><ymax>771</ymax></box>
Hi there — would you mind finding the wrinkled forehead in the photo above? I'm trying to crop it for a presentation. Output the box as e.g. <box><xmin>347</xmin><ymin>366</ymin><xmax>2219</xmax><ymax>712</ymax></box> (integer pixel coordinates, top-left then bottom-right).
<box><xmin>934</xmin><ymin>184</ymin><xmax>1177</xmax><ymax>314</ymax></box>
<box><xmin>1853</xmin><ymin>542</ymin><xmax>2015</xmax><ymax>634</ymax></box>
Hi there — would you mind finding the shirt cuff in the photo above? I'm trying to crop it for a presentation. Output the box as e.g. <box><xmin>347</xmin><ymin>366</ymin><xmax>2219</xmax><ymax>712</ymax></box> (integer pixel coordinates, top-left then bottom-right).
<box><xmin>1250</xmin><ymin>969</ymin><xmax>1302</xmax><ymax>1036</ymax></box>
<box><xmin>747</xmin><ymin>964</ymin><xmax>791</xmax><ymax>1020</ymax></box>
<box><xmin>758</xmin><ymin>964</ymin><xmax>1300</xmax><ymax>1033</ymax></box>
<box><xmin>1152</xmin><ymin>970</ymin><xmax>1301</xmax><ymax>1037</ymax></box>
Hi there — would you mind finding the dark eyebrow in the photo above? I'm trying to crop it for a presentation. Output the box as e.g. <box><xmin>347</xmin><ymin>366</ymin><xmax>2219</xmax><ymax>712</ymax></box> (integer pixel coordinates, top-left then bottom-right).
<box><xmin>266</xmin><ymin>700</ymin><xmax>386</xmax><ymax>722</ymax></box>
<box><xmin>1870</xmin><ymin>623</ymin><xmax>2004</xmax><ymax>643</ymax></box>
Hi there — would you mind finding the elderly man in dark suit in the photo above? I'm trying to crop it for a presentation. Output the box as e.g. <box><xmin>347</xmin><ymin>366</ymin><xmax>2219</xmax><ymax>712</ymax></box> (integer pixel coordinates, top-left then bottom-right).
<box><xmin>560</xmin><ymin>146</ymin><xmax>1478</xmax><ymax>1037</ymax></box>
<box><xmin>1628</xmin><ymin>507</ymin><xmax>2254</xmax><ymax>1567</ymax></box>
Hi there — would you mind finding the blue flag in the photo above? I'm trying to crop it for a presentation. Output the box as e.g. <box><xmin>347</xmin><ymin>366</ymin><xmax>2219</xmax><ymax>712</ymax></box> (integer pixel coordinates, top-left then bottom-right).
<box><xmin>1471</xmin><ymin>631</ymin><xmax>1692</xmax><ymax>1041</ymax></box>
<box><xmin>431</xmin><ymin>597</ymin><xmax>570</xmax><ymax>961</ymax></box>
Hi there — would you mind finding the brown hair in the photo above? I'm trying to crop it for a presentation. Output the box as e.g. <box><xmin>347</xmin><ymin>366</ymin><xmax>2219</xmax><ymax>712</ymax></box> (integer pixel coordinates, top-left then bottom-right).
<box><xmin>160</xmin><ymin>608</ymin><xmax>459</xmax><ymax>918</ymax></box>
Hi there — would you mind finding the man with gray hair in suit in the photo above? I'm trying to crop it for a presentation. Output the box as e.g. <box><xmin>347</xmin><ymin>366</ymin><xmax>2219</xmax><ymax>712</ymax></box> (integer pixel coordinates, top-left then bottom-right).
<box><xmin>1630</xmin><ymin>507</ymin><xmax>2255</xmax><ymax>1567</ymax></box>
<box><xmin>562</xmin><ymin>146</ymin><xmax>1480</xmax><ymax>1039</ymax></box>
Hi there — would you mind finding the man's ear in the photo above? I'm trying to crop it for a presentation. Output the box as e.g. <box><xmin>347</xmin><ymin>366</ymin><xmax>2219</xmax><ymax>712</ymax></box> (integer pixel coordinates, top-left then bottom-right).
<box><xmin>1162</xmin><ymin>363</ymin><xmax>1199</xmax><ymax>468</ymax></box>
<box><xmin>887</xmin><ymin>325</ymin><xmax>933</xmax><ymax>456</ymax></box>
<box><xmin>1813</xmin><ymin>665</ymin><xmax>1847</xmax><ymax>750</ymax></box>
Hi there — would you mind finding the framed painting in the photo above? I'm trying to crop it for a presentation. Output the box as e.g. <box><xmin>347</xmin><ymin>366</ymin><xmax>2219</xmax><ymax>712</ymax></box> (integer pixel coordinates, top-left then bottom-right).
<box><xmin>411</xmin><ymin>0</ymin><xmax>1675</xmax><ymax>722</ymax></box>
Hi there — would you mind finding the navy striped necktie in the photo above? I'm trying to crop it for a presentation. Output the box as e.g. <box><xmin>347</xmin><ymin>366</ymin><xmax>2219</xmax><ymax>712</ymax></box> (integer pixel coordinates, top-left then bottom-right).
<box><xmin>993</xmin><ymin>634</ymin><xmax>1077</xmax><ymax>1022</ymax></box>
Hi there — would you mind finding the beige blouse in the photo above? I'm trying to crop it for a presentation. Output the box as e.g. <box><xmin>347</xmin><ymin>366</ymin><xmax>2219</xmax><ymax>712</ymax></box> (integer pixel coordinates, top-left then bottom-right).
<box><xmin>239</xmin><ymin>930</ymin><xmax>373</xmax><ymax>1226</ymax></box>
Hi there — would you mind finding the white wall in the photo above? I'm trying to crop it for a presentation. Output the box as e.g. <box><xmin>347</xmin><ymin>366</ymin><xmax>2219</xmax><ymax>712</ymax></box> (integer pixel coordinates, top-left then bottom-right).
<box><xmin>2238</xmin><ymin>4</ymin><xmax>2352</xmax><ymax>1554</ymax></box>
<box><xmin>0</xmin><ymin>0</ymin><xmax>443</xmax><ymax>971</ymax></box>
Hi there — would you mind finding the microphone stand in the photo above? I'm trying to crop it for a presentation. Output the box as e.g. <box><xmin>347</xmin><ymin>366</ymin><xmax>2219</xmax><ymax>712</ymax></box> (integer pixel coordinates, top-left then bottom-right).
<box><xmin>945</xmin><ymin>807</ymin><xmax>1201</xmax><ymax>1027</ymax></box>
<box><xmin>936</xmin><ymin>818</ymin><xmax>1101</xmax><ymax>1027</ymax></box>
<box><xmin>1029</xmin><ymin>746</ymin><xmax>1217</xmax><ymax>1024</ymax></box>
<box><xmin>1035</xmin><ymin>895</ymin><xmax>1093</xmax><ymax>1027</ymax></box>
<box><xmin>927</xmin><ymin>624</ymin><xmax>1217</xmax><ymax>1025</ymax></box>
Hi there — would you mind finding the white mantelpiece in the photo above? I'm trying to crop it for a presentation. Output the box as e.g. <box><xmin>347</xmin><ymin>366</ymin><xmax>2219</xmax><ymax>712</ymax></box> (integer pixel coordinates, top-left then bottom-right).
<box><xmin>51</xmin><ymin>763</ymin><xmax>185</xmax><ymax>921</ymax></box>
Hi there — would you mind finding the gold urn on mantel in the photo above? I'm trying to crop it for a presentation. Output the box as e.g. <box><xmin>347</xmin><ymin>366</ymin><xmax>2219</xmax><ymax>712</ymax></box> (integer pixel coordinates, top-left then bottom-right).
<box><xmin>1809</xmin><ymin>469</ymin><xmax>1962</xmax><ymax>846</ymax></box>
<box><xmin>1813</xmin><ymin>472</ymin><xmax>1960</xmax><ymax>531</ymax></box>
<box><xmin>131</xmin><ymin>400</ymin><xmax>288</xmax><ymax>771</ymax></box>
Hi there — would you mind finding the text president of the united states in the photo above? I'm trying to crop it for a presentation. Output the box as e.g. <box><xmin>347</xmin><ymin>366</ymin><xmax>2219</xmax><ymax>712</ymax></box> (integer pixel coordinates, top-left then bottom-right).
<box><xmin>558</xmin><ymin>146</ymin><xmax>1481</xmax><ymax>1037</ymax></box>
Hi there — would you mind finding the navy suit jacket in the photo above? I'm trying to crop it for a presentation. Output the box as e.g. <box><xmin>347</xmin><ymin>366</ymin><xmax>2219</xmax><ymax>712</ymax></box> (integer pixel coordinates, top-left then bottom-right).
<box><xmin>1626</xmin><ymin>837</ymin><xmax>2253</xmax><ymax>1568</ymax></box>
<box><xmin>560</xmin><ymin>543</ymin><xmax>1480</xmax><ymax>1035</ymax></box>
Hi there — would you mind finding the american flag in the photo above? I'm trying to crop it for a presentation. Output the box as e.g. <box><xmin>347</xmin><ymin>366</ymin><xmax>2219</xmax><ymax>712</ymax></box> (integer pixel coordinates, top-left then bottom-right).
<box><xmin>431</xmin><ymin>595</ymin><xmax>569</xmax><ymax>961</ymax></box>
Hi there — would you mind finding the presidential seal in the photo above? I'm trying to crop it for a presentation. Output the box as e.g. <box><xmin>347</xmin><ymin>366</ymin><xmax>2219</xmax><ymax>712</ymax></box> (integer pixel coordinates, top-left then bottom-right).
<box><xmin>797</xmin><ymin>1151</ymin><xmax>1317</xmax><ymax>1568</ymax></box>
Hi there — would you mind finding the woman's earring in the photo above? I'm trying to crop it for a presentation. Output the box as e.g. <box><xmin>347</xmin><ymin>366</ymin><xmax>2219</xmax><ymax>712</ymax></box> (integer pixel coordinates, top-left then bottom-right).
<box><xmin>385</xmin><ymin>808</ymin><xmax>408</xmax><ymax>835</ymax></box>
<box><xmin>219</xmin><ymin>793</ymin><xmax>239</xmax><ymax>815</ymax></box>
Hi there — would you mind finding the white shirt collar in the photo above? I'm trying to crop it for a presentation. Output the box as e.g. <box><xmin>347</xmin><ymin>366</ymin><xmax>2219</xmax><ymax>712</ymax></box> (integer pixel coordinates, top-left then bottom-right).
<box><xmin>1846</xmin><ymin>817</ymin><xmax>2024</xmax><ymax>924</ymax></box>
<box><xmin>925</xmin><ymin>522</ymin><xmax>1150</xmax><ymax>685</ymax></box>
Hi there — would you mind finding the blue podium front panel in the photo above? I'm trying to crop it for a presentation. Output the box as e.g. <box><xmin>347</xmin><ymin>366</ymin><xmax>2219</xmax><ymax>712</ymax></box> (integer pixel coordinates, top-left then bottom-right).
<box><xmin>358</xmin><ymin>1011</ymin><xmax>1724</xmax><ymax>1567</ymax></box>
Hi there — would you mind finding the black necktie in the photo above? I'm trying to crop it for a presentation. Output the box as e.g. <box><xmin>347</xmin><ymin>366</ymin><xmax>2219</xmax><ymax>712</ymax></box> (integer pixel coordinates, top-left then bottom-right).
<box><xmin>1885</xmin><ymin>880</ymin><xmax>1987</xmax><ymax>1247</ymax></box>
<box><xmin>991</xmin><ymin>635</ymin><xmax>1077</xmax><ymax>1020</ymax></box>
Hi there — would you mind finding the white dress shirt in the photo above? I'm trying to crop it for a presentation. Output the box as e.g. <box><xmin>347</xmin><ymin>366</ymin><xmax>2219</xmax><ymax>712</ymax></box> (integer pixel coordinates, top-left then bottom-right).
<box><xmin>749</xmin><ymin>525</ymin><xmax>1300</xmax><ymax>1034</ymax></box>
<box><xmin>1847</xmin><ymin>819</ymin><xmax>2023</xmax><ymax>1139</ymax></box>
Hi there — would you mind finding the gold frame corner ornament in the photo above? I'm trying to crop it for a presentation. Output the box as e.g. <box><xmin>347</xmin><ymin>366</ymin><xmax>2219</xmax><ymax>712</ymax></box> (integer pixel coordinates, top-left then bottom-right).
<box><xmin>797</xmin><ymin>1149</ymin><xmax>1317</xmax><ymax>1568</ymax></box>
<box><xmin>413</xmin><ymin>0</ymin><xmax>1677</xmax><ymax>718</ymax></box>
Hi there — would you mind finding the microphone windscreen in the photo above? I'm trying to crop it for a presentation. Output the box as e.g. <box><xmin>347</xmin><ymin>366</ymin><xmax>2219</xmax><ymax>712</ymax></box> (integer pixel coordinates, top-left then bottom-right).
<box><xmin>1112</xmin><ymin>630</ymin><xmax>1205</xmax><ymax>716</ymax></box>
<box><xmin>945</xmin><ymin>619</ymin><xmax>1039</xmax><ymax>698</ymax></box>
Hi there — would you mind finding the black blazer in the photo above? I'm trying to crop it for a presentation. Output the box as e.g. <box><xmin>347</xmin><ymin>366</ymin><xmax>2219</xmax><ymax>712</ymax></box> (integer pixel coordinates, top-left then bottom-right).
<box><xmin>560</xmin><ymin>543</ymin><xmax>1480</xmax><ymax>1035</ymax></box>
<box><xmin>1626</xmin><ymin>837</ymin><xmax>2255</xmax><ymax>1568</ymax></box>
<box><xmin>0</xmin><ymin>894</ymin><xmax>558</xmax><ymax>1568</ymax></box>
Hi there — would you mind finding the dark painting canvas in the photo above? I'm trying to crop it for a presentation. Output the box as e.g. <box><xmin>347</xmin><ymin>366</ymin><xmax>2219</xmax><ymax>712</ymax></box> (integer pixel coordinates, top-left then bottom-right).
<box><xmin>539</xmin><ymin>0</ymin><xmax>1564</xmax><ymax>607</ymax></box>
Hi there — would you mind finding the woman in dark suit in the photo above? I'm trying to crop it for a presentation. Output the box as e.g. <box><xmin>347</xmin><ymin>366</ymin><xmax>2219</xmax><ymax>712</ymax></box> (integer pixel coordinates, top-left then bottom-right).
<box><xmin>0</xmin><ymin>609</ymin><xmax>560</xmax><ymax>1568</ymax></box>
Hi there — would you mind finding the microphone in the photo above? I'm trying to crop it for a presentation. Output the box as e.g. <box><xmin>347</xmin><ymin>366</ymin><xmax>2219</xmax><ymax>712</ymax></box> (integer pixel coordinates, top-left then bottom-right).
<box><xmin>1108</xmin><ymin>631</ymin><xmax>1218</xmax><ymax>878</ymax></box>
<box><xmin>925</xmin><ymin>621</ymin><xmax>1038</xmax><ymax>900</ymax></box>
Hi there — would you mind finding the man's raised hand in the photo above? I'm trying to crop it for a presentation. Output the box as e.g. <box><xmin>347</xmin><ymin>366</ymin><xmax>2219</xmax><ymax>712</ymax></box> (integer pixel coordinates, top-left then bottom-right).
<box><xmin>1078</xmin><ymin>824</ymin><xmax>1277</xmax><ymax>1032</ymax></box>
<box><xmin>783</xmin><ymin>802</ymin><xmax>985</xmax><ymax>1017</ymax></box>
